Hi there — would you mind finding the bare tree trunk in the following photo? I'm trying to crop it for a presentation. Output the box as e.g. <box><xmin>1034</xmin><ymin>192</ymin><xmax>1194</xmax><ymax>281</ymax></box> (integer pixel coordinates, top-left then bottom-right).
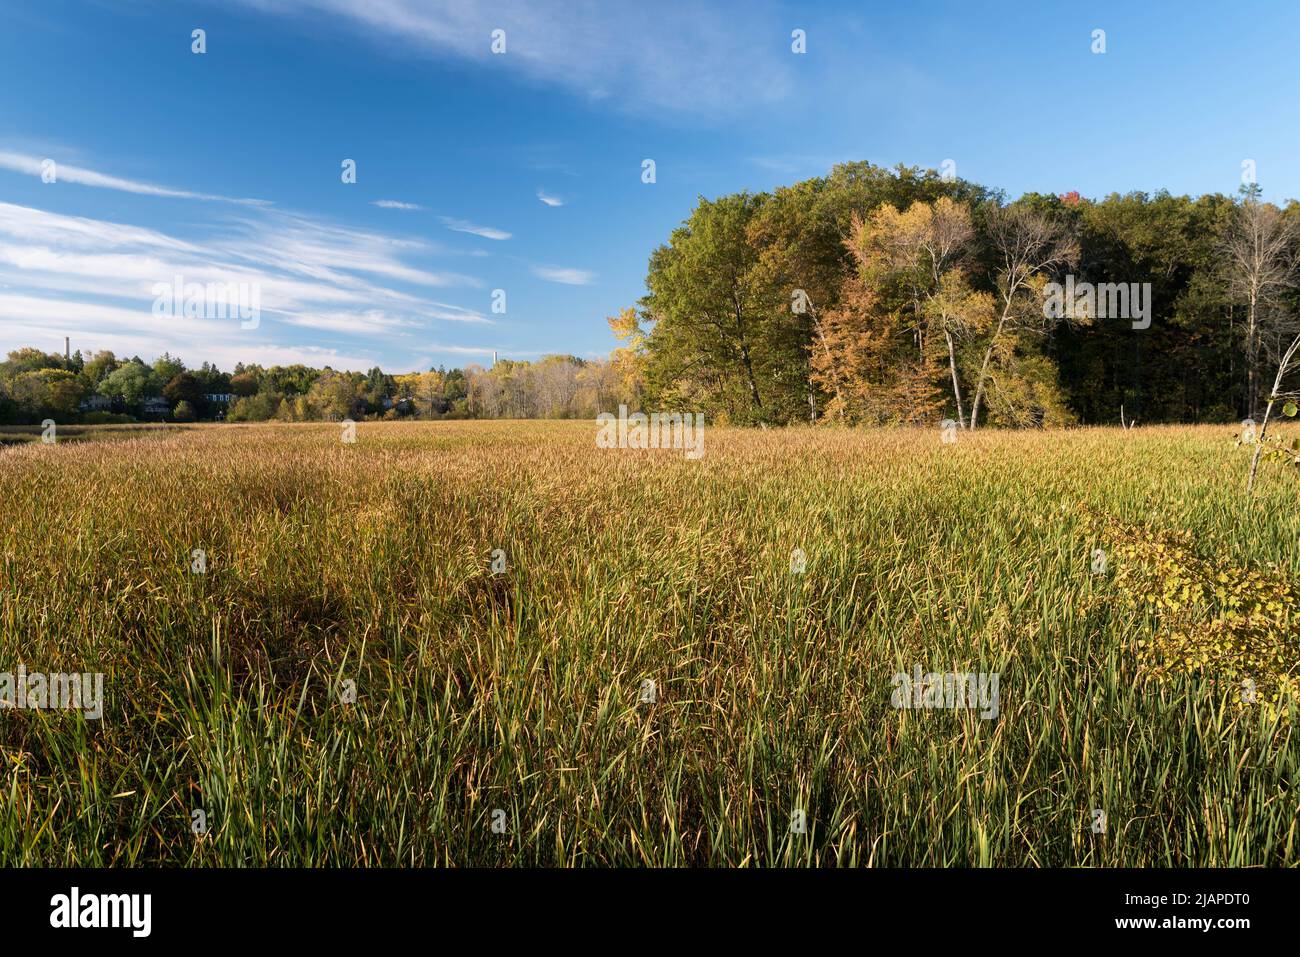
<box><xmin>1246</xmin><ymin>397</ymin><xmax>1273</xmax><ymax>496</ymax></box>
<box><xmin>739</xmin><ymin>340</ymin><xmax>762</xmax><ymax>410</ymax></box>
<box><xmin>1247</xmin><ymin>331</ymin><xmax>1300</xmax><ymax>496</ymax></box>
<box><xmin>968</xmin><ymin>307</ymin><xmax>1010</xmax><ymax>430</ymax></box>
<box><xmin>1247</xmin><ymin>294</ymin><xmax>1259</xmax><ymax>420</ymax></box>
<box><xmin>945</xmin><ymin>330</ymin><xmax>966</xmax><ymax>428</ymax></box>
<box><xmin>1228</xmin><ymin>303</ymin><xmax>1236</xmax><ymax>412</ymax></box>
<box><xmin>732</xmin><ymin>314</ymin><xmax>762</xmax><ymax>413</ymax></box>
<box><xmin>967</xmin><ymin>291</ymin><xmax>1013</xmax><ymax>426</ymax></box>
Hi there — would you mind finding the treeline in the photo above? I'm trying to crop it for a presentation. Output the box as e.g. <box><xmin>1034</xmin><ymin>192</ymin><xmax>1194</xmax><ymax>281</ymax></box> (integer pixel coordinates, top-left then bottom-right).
<box><xmin>0</xmin><ymin>348</ymin><xmax>639</xmax><ymax>424</ymax></box>
<box><xmin>6</xmin><ymin>161</ymin><xmax>1297</xmax><ymax>429</ymax></box>
<box><xmin>629</xmin><ymin>161</ymin><xmax>1300</xmax><ymax>426</ymax></box>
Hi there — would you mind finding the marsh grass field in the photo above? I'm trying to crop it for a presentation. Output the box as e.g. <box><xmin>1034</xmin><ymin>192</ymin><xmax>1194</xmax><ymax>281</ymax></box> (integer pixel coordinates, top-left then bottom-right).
<box><xmin>1</xmin><ymin>421</ymin><xmax>1297</xmax><ymax>866</ymax></box>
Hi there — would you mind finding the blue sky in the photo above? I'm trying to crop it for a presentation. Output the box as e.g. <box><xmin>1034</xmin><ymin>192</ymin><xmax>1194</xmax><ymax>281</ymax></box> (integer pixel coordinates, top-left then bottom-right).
<box><xmin>2</xmin><ymin>0</ymin><xmax>1299</xmax><ymax>373</ymax></box>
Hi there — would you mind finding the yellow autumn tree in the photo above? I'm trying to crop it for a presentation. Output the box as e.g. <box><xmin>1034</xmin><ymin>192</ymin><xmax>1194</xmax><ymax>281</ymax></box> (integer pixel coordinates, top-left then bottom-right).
<box><xmin>846</xmin><ymin>197</ymin><xmax>986</xmax><ymax>426</ymax></box>
<box><xmin>607</xmin><ymin>306</ymin><xmax>647</xmax><ymax>405</ymax></box>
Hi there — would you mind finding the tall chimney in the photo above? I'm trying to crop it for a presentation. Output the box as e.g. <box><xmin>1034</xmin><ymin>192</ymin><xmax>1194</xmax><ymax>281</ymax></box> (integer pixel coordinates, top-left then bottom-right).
<box><xmin>493</xmin><ymin>350</ymin><xmax>498</xmax><ymax>367</ymax></box>
<box><xmin>65</xmin><ymin>336</ymin><xmax>70</xmax><ymax>365</ymax></box>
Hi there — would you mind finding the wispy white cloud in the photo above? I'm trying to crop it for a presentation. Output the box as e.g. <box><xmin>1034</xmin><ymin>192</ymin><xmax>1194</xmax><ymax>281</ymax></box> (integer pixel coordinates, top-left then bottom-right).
<box><xmin>422</xmin><ymin>343</ymin><xmax>544</xmax><ymax>360</ymax></box>
<box><xmin>418</xmin><ymin>302</ymin><xmax>493</xmax><ymax>323</ymax></box>
<box><xmin>425</xmin><ymin>343</ymin><xmax>497</xmax><ymax>356</ymax></box>
<box><xmin>279</xmin><ymin>309</ymin><xmax>415</xmax><ymax>335</ymax></box>
<box><xmin>220</xmin><ymin>211</ymin><xmax>484</xmax><ymax>289</ymax></box>
<box><xmin>537</xmin><ymin>189</ymin><xmax>563</xmax><ymax>207</ymax></box>
<box><xmin>0</xmin><ymin>201</ymin><xmax>493</xmax><ymax>369</ymax></box>
<box><xmin>234</xmin><ymin>0</ymin><xmax>793</xmax><ymax>116</ymax></box>
<box><xmin>373</xmin><ymin>199</ymin><xmax>425</xmax><ymax>210</ymax></box>
<box><xmin>440</xmin><ymin>216</ymin><xmax>511</xmax><ymax>241</ymax></box>
<box><xmin>531</xmin><ymin>264</ymin><xmax>595</xmax><ymax>286</ymax></box>
<box><xmin>0</xmin><ymin>202</ymin><xmax>200</xmax><ymax>253</ymax></box>
<box><xmin>0</xmin><ymin>151</ymin><xmax>269</xmax><ymax>205</ymax></box>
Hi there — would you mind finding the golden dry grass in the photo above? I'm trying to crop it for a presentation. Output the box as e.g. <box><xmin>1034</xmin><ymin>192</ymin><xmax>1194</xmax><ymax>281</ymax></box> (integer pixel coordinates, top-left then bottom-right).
<box><xmin>0</xmin><ymin>420</ymin><xmax>1296</xmax><ymax>865</ymax></box>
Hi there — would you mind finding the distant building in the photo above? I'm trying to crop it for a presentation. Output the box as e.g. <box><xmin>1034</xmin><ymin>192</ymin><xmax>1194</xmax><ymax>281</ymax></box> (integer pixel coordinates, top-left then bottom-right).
<box><xmin>204</xmin><ymin>393</ymin><xmax>235</xmax><ymax>404</ymax></box>
<box><xmin>140</xmin><ymin>396</ymin><xmax>171</xmax><ymax>419</ymax></box>
<box><xmin>79</xmin><ymin>394</ymin><xmax>113</xmax><ymax>412</ymax></box>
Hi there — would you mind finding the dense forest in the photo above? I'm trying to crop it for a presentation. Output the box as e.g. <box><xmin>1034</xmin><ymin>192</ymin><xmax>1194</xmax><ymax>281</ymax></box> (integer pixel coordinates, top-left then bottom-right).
<box><xmin>3</xmin><ymin>161</ymin><xmax>1297</xmax><ymax>428</ymax></box>
<box><xmin>634</xmin><ymin>162</ymin><xmax>1300</xmax><ymax>428</ymax></box>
